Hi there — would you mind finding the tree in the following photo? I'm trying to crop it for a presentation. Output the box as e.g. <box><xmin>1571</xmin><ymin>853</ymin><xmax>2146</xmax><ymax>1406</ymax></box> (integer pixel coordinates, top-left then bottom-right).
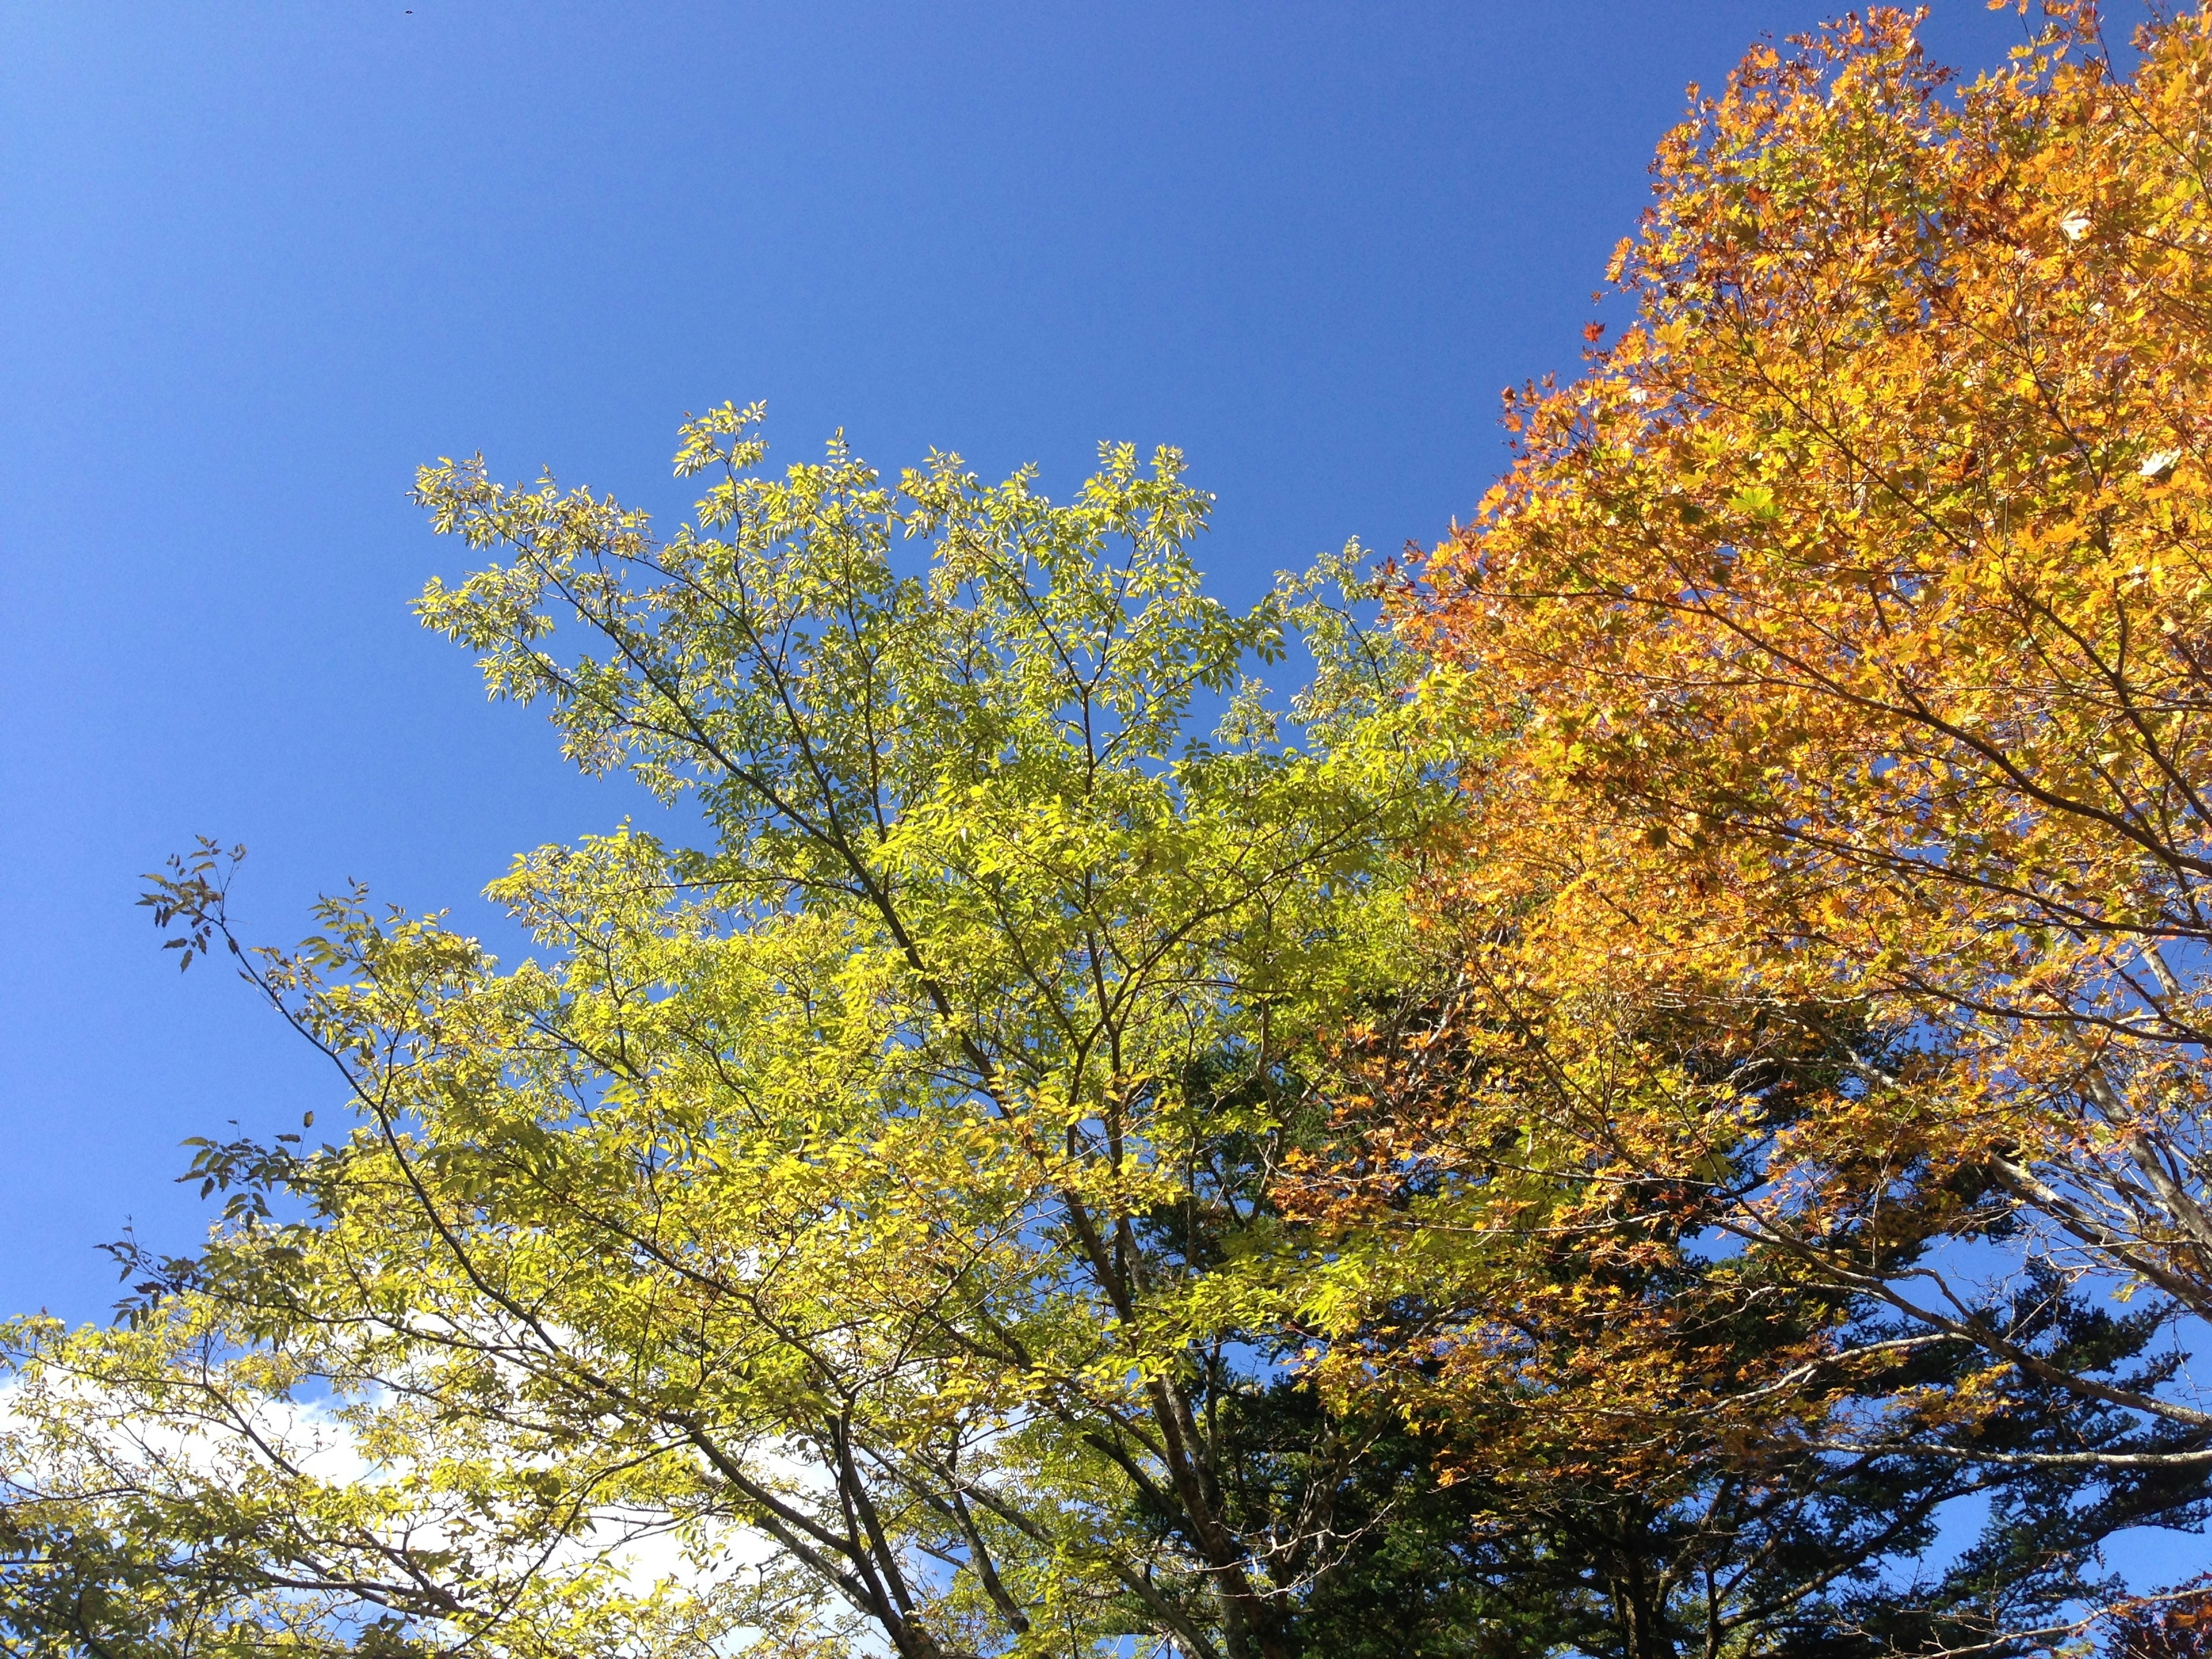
<box><xmin>1349</xmin><ymin>0</ymin><xmax>2212</xmax><ymax>1642</ymax></box>
<box><xmin>3</xmin><ymin>406</ymin><xmax>1449</xmax><ymax>1659</ymax></box>
<box><xmin>1277</xmin><ymin>985</ymin><xmax>2210</xmax><ymax>1659</ymax></box>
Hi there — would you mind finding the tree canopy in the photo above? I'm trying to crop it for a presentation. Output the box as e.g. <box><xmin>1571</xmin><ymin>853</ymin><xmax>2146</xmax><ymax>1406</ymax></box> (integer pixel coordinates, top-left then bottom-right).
<box><xmin>1306</xmin><ymin>1</ymin><xmax>2212</xmax><ymax>1649</ymax></box>
<box><xmin>5</xmin><ymin>408</ymin><xmax>1453</xmax><ymax>1659</ymax></box>
<box><xmin>9</xmin><ymin>5</ymin><xmax>2212</xmax><ymax>1657</ymax></box>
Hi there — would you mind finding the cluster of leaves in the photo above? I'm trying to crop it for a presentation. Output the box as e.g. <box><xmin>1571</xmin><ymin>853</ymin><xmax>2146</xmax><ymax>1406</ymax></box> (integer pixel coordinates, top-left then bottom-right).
<box><xmin>1276</xmin><ymin>983</ymin><xmax>2210</xmax><ymax>1657</ymax></box>
<box><xmin>5</xmin><ymin>408</ymin><xmax>1455</xmax><ymax>1659</ymax></box>
<box><xmin>1404</xmin><ymin>0</ymin><xmax>2212</xmax><ymax>1361</ymax></box>
<box><xmin>1281</xmin><ymin>1</ymin><xmax>2212</xmax><ymax>1651</ymax></box>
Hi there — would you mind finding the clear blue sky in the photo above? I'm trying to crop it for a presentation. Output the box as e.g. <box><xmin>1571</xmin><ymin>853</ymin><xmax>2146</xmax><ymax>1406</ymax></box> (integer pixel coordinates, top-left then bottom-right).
<box><xmin>0</xmin><ymin>3</ymin><xmax>2067</xmax><ymax>1317</ymax></box>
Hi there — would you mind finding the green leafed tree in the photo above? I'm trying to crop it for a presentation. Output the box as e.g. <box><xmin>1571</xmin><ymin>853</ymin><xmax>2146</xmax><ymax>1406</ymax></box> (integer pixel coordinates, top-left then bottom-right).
<box><xmin>1</xmin><ymin>404</ymin><xmax>1454</xmax><ymax>1659</ymax></box>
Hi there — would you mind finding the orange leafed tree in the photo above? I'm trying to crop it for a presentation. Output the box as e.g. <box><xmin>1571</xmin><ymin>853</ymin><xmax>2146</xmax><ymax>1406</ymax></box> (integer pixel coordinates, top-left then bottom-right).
<box><xmin>1291</xmin><ymin>0</ymin><xmax>2212</xmax><ymax>1643</ymax></box>
<box><xmin>1412</xmin><ymin>0</ymin><xmax>2212</xmax><ymax>1427</ymax></box>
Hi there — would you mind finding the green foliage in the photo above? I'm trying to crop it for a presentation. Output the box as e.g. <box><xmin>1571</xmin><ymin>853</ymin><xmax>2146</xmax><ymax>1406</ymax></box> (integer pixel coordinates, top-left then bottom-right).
<box><xmin>3</xmin><ymin>407</ymin><xmax>1451</xmax><ymax>1659</ymax></box>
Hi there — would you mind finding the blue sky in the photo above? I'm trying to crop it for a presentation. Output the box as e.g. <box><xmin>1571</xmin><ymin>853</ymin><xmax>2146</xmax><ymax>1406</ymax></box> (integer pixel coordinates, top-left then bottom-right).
<box><xmin>0</xmin><ymin>2</ymin><xmax>2072</xmax><ymax>1318</ymax></box>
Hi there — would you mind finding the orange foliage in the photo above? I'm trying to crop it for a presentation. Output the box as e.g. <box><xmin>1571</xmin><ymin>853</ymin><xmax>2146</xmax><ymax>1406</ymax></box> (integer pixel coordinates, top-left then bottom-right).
<box><xmin>1339</xmin><ymin>0</ymin><xmax>2212</xmax><ymax>1502</ymax></box>
<box><xmin>1424</xmin><ymin>0</ymin><xmax>2211</xmax><ymax>1346</ymax></box>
